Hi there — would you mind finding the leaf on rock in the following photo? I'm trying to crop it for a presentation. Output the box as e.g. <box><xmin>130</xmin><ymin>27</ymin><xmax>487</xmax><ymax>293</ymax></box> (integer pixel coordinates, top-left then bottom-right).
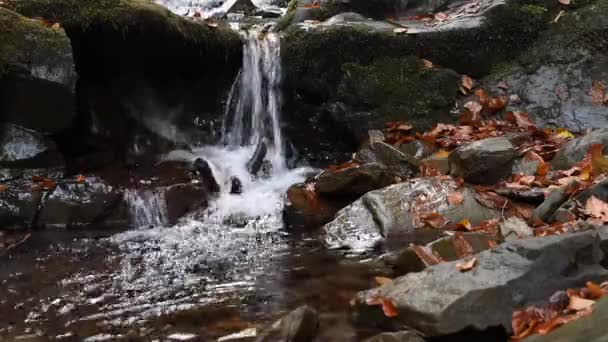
<box><xmin>461</xmin><ymin>75</ymin><xmax>474</xmax><ymax>94</ymax></box>
<box><xmin>487</xmin><ymin>96</ymin><xmax>509</xmax><ymax>113</ymax></box>
<box><xmin>421</xmin><ymin>212</ymin><xmax>449</xmax><ymax>228</ymax></box>
<box><xmin>456</xmin><ymin>257</ymin><xmax>477</xmax><ymax>272</ymax></box>
<box><xmin>76</xmin><ymin>174</ymin><xmax>86</xmax><ymax>184</ymax></box>
<box><xmin>434</xmin><ymin>12</ymin><xmax>449</xmax><ymax>21</ymax></box>
<box><xmin>410</xmin><ymin>244</ymin><xmax>444</xmax><ymax>266</ymax></box>
<box><xmin>505</xmin><ymin>111</ymin><xmax>537</xmax><ymax>130</ymax></box>
<box><xmin>558</xmin><ymin>0</ymin><xmax>570</xmax><ymax>4</ymax></box>
<box><xmin>432</xmin><ymin>150</ymin><xmax>451</xmax><ymax>158</ymax></box>
<box><xmin>589</xmin><ymin>144</ymin><xmax>608</xmax><ymax>175</ymax></box>
<box><xmin>591</xmin><ymin>81</ymin><xmax>607</xmax><ymax>105</ymax></box>
<box><xmin>585</xmin><ymin>196</ymin><xmax>608</xmax><ymax>223</ymax></box>
<box><xmin>366</xmin><ymin>295</ymin><xmax>399</xmax><ymax>318</ymax></box>
<box><xmin>447</xmin><ymin>192</ymin><xmax>464</xmax><ymax>205</ymax></box>
<box><xmin>568</xmin><ymin>296</ymin><xmax>595</xmax><ymax>311</ymax></box>
<box><xmin>452</xmin><ymin>232</ymin><xmax>475</xmax><ymax>258</ymax></box>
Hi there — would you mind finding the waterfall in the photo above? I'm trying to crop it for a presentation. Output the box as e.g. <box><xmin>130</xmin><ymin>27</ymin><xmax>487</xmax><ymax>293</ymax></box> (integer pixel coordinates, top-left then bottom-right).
<box><xmin>124</xmin><ymin>189</ymin><xmax>168</xmax><ymax>228</ymax></box>
<box><xmin>222</xmin><ymin>31</ymin><xmax>284</xmax><ymax>171</ymax></box>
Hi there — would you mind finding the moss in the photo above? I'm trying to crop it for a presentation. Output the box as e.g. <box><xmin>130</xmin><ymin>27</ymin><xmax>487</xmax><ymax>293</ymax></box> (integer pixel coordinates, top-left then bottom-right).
<box><xmin>337</xmin><ymin>57</ymin><xmax>459</xmax><ymax>130</ymax></box>
<box><xmin>274</xmin><ymin>0</ymin><xmax>297</xmax><ymax>31</ymax></box>
<box><xmin>0</xmin><ymin>8</ymin><xmax>71</xmax><ymax>76</ymax></box>
<box><xmin>520</xmin><ymin>4</ymin><xmax>548</xmax><ymax>16</ymax></box>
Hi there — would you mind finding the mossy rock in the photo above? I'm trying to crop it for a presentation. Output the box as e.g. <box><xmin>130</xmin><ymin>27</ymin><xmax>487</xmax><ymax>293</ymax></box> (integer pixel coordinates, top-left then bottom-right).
<box><xmin>337</xmin><ymin>57</ymin><xmax>459</xmax><ymax>130</ymax></box>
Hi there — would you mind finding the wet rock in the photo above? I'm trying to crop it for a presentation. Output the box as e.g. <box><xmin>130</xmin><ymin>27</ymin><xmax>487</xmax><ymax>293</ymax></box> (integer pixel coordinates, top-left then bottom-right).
<box><xmin>247</xmin><ymin>139</ymin><xmax>268</xmax><ymax>175</ymax></box>
<box><xmin>0</xmin><ymin>124</ymin><xmax>64</xmax><ymax>169</ymax></box>
<box><xmin>323</xmin><ymin>178</ymin><xmax>499</xmax><ymax>251</ymax></box>
<box><xmin>0</xmin><ymin>170</ymin><xmax>56</xmax><ymax>230</ymax></box>
<box><xmin>193</xmin><ymin>158</ymin><xmax>220</xmax><ymax>193</ymax></box>
<box><xmin>353</xmin><ymin>230</ymin><xmax>608</xmax><ymax>337</ymax></box>
<box><xmin>355</xmin><ymin>142</ymin><xmax>419</xmax><ymax>178</ymax></box>
<box><xmin>316</xmin><ymin>162</ymin><xmax>393</xmax><ymax>197</ymax></box>
<box><xmin>398</xmin><ymin>141</ymin><xmax>436</xmax><ymax>161</ymax></box>
<box><xmin>449</xmin><ymin>137</ymin><xmax>517</xmax><ymax>184</ymax></box>
<box><xmin>524</xmin><ymin>297</ymin><xmax>608</xmax><ymax>342</ymax></box>
<box><xmin>382</xmin><ymin>232</ymin><xmax>496</xmax><ymax>275</ymax></box>
<box><xmin>533</xmin><ymin>187</ymin><xmax>570</xmax><ymax>222</ymax></box>
<box><xmin>164</xmin><ymin>183</ymin><xmax>208</xmax><ymax>225</ymax></box>
<box><xmin>0</xmin><ymin>8</ymin><xmax>77</xmax><ymax>134</ymax></box>
<box><xmin>500</xmin><ymin>216</ymin><xmax>533</xmax><ymax>241</ymax></box>
<box><xmin>496</xmin><ymin>187</ymin><xmax>545</xmax><ymax>205</ymax></box>
<box><xmin>284</xmin><ymin>182</ymin><xmax>351</xmax><ymax>230</ymax></box>
<box><xmin>555</xmin><ymin>180</ymin><xmax>608</xmax><ymax>222</ymax></box>
<box><xmin>230</xmin><ymin>177</ymin><xmax>243</xmax><ymax>195</ymax></box>
<box><xmin>36</xmin><ymin>176</ymin><xmax>127</xmax><ymax>229</ymax></box>
<box><xmin>552</xmin><ymin>129</ymin><xmax>608</xmax><ymax>170</ymax></box>
<box><xmin>512</xmin><ymin>159</ymin><xmax>540</xmax><ymax>177</ymax></box>
<box><xmin>259</xmin><ymin>305</ymin><xmax>319</xmax><ymax>342</ymax></box>
<box><xmin>364</xmin><ymin>331</ymin><xmax>426</xmax><ymax>342</ymax></box>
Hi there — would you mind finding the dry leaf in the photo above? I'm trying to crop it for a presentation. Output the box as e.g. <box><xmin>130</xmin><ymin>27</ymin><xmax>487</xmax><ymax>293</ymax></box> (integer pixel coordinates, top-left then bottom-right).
<box><xmin>374</xmin><ymin>276</ymin><xmax>393</xmax><ymax>286</ymax></box>
<box><xmin>410</xmin><ymin>244</ymin><xmax>444</xmax><ymax>266</ymax></box>
<box><xmin>452</xmin><ymin>232</ymin><xmax>475</xmax><ymax>258</ymax></box>
<box><xmin>394</xmin><ymin>27</ymin><xmax>408</xmax><ymax>34</ymax></box>
<box><xmin>366</xmin><ymin>296</ymin><xmax>399</xmax><ymax>318</ymax></box>
<box><xmin>553</xmin><ymin>10</ymin><xmax>566</xmax><ymax>23</ymax></box>
<box><xmin>505</xmin><ymin>111</ymin><xmax>537</xmax><ymax>130</ymax></box>
<box><xmin>432</xmin><ymin>150</ymin><xmax>451</xmax><ymax>158</ymax></box>
<box><xmin>422</xmin><ymin>59</ymin><xmax>434</xmax><ymax>69</ymax></box>
<box><xmin>585</xmin><ymin>196</ymin><xmax>608</xmax><ymax>223</ymax></box>
<box><xmin>421</xmin><ymin>212</ymin><xmax>449</xmax><ymax>228</ymax></box>
<box><xmin>0</xmin><ymin>184</ymin><xmax>6</xmax><ymax>192</ymax></box>
<box><xmin>568</xmin><ymin>296</ymin><xmax>595</xmax><ymax>311</ymax></box>
<box><xmin>591</xmin><ymin>81</ymin><xmax>606</xmax><ymax>105</ymax></box>
<box><xmin>434</xmin><ymin>12</ymin><xmax>449</xmax><ymax>21</ymax></box>
<box><xmin>447</xmin><ymin>192</ymin><xmax>464</xmax><ymax>205</ymax></box>
<box><xmin>461</xmin><ymin>75</ymin><xmax>474</xmax><ymax>93</ymax></box>
<box><xmin>558</xmin><ymin>0</ymin><xmax>570</xmax><ymax>4</ymax></box>
<box><xmin>456</xmin><ymin>257</ymin><xmax>477</xmax><ymax>272</ymax></box>
<box><xmin>76</xmin><ymin>174</ymin><xmax>86</xmax><ymax>183</ymax></box>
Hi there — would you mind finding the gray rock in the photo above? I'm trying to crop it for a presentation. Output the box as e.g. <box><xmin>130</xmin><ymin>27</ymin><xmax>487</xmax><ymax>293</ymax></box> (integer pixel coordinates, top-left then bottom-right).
<box><xmin>316</xmin><ymin>162</ymin><xmax>393</xmax><ymax>197</ymax></box>
<box><xmin>323</xmin><ymin>178</ymin><xmax>499</xmax><ymax>251</ymax></box>
<box><xmin>552</xmin><ymin>129</ymin><xmax>608</xmax><ymax>170</ymax></box>
<box><xmin>500</xmin><ymin>216</ymin><xmax>533</xmax><ymax>241</ymax></box>
<box><xmin>512</xmin><ymin>159</ymin><xmax>540</xmax><ymax>177</ymax></box>
<box><xmin>258</xmin><ymin>305</ymin><xmax>319</xmax><ymax>342</ymax></box>
<box><xmin>0</xmin><ymin>124</ymin><xmax>64</xmax><ymax>168</ymax></box>
<box><xmin>283</xmin><ymin>182</ymin><xmax>350</xmax><ymax>230</ymax></box>
<box><xmin>164</xmin><ymin>183</ymin><xmax>208</xmax><ymax>225</ymax></box>
<box><xmin>534</xmin><ymin>187</ymin><xmax>570</xmax><ymax>222</ymax></box>
<box><xmin>355</xmin><ymin>142</ymin><xmax>419</xmax><ymax>177</ymax></box>
<box><xmin>353</xmin><ymin>230</ymin><xmax>608</xmax><ymax>337</ymax></box>
<box><xmin>398</xmin><ymin>141</ymin><xmax>436</xmax><ymax>161</ymax></box>
<box><xmin>364</xmin><ymin>331</ymin><xmax>426</xmax><ymax>342</ymax></box>
<box><xmin>524</xmin><ymin>297</ymin><xmax>608</xmax><ymax>342</ymax></box>
<box><xmin>449</xmin><ymin>137</ymin><xmax>517</xmax><ymax>184</ymax></box>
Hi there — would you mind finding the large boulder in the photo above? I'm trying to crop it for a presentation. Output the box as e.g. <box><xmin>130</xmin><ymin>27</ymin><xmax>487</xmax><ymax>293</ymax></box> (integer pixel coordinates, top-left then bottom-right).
<box><xmin>0</xmin><ymin>124</ymin><xmax>65</xmax><ymax>169</ymax></box>
<box><xmin>552</xmin><ymin>129</ymin><xmax>608</xmax><ymax>170</ymax></box>
<box><xmin>449</xmin><ymin>137</ymin><xmax>518</xmax><ymax>185</ymax></box>
<box><xmin>355</xmin><ymin>142</ymin><xmax>419</xmax><ymax>178</ymax></box>
<box><xmin>164</xmin><ymin>183</ymin><xmax>209</xmax><ymax>224</ymax></box>
<box><xmin>284</xmin><ymin>182</ymin><xmax>351</xmax><ymax>230</ymax></box>
<box><xmin>352</xmin><ymin>230</ymin><xmax>608</xmax><ymax>337</ymax></box>
<box><xmin>323</xmin><ymin>178</ymin><xmax>499</xmax><ymax>251</ymax></box>
<box><xmin>0</xmin><ymin>7</ymin><xmax>77</xmax><ymax>134</ymax></box>
<box><xmin>8</xmin><ymin>0</ymin><xmax>242</xmax><ymax>167</ymax></box>
<box><xmin>258</xmin><ymin>305</ymin><xmax>320</xmax><ymax>342</ymax></box>
<box><xmin>483</xmin><ymin>0</ymin><xmax>608</xmax><ymax>132</ymax></box>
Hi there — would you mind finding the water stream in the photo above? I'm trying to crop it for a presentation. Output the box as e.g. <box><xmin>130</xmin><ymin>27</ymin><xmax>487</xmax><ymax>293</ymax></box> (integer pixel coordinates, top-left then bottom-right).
<box><xmin>0</xmin><ymin>29</ymin><xmax>377</xmax><ymax>341</ymax></box>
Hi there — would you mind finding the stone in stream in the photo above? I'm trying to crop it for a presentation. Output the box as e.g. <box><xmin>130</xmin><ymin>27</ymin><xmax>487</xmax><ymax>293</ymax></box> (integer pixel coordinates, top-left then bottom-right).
<box><xmin>230</xmin><ymin>176</ymin><xmax>243</xmax><ymax>195</ymax></box>
<box><xmin>352</xmin><ymin>230</ymin><xmax>608</xmax><ymax>337</ymax></box>
<box><xmin>323</xmin><ymin>178</ymin><xmax>499</xmax><ymax>251</ymax></box>
<box><xmin>0</xmin><ymin>124</ymin><xmax>65</xmax><ymax>169</ymax></box>
<box><xmin>354</xmin><ymin>142</ymin><xmax>419</xmax><ymax>178</ymax></box>
<box><xmin>258</xmin><ymin>305</ymin><xmax>320</xmax><ymax>342</ymax></box>
<box><xmin>316</xmin><ymin>162</ymin><xmax>394</xmax><ymax>198</ymax></box>
<box><xmin>164</xmin><ymin>183</ymin><xmax>209</xmax><ymax>225</ymax></box>
<box><xmin>193</xmin><ymin>158</ymin><xmax>220</xmax><ymax>193</ymax></box>
<box><xmin>449</xmin><ymin>137</ymin><xmax>518</xmax><ymax>185</ymax></box>
<box><xmin>246</xmin><ymin>139</ymin><xmax>268</xmax><ymax>176</ymax></box>
<box><xmin>283</xmin><ymin>182</ymin><xmax>352</xmax><ymax>230</ymax></box>
<box><xmin>552</xmin><ymin>129</ymin><xmax>608</xmax><ymax>170</ymax></box>
<box><xmin>364</xmin><ymin>331</ymin><xmax>426</xmax><ymax>342</ymax></box>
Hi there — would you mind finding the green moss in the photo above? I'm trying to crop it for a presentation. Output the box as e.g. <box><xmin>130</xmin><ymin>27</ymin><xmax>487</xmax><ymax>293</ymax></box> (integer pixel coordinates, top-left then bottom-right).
<box><xmin>520</xmin><ymin>4</ymin><xmax>548</xmax><ymax>16</ymax></box>
<box><xmin>337</xmin><ymin>57</ymin><xmax>459</xmax><ymax>129</ymax></box>
<box><xmin>8</xmin><ymin>0</ymin><xmax>240</xmax><ymax>46</ymax></box>
<box><xmin>275</xmin><ymin>0</ymin><xmax>297</xmax><ymax>31</ymax></box>
<box><xmin>0</xmin><ymin>8</ymin><xmax>71</xmax><ymax>76</ymax></box>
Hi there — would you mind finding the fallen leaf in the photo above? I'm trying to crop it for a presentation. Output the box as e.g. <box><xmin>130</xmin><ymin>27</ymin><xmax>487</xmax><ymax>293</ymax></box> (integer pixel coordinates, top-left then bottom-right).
<box><xmin>374</xmin><ymin>276</ymin><xmax>393</xmax><ymax>286</ymax></box>
<box><xmin>475</xmin><ymin>88</ymin><xmax>490</xmax><ymax>106</ymax></box>
<box><xmin>555</xmin><ymin>129</ymin><xmax>575</xmax><ymax>139</ymax></box>
<box><xmin>585</xmin><ymin>195</ymin><xmax>608</xmax><ymax>223</ymax></box>
<box><xmin>76</xmin><ymin>174</ymin><xmax>86</xmax><ymax>183</ymax></box>
<box><xmin>456</xmin><ymin>257</ymin><xmax>477</xmax><ymax>272</ymax></box>
<box><xmin>0</xmin><ymin>184</ymin><xmax>6</xmax><ymax>192</ymax></box>
<box><xmin>558</xmin><ymin>0</ymin><xmax>570</xmax><ymax>4</ymax></box>
<box><xmin>452</xmin><ymin>232</ymin><xmax>475</xmax><ymax>258</ymax></box>
<box><xmin>585</xmin><ymin>281</ymin><xmax>604</xmax><ymax>299</ymax></box>
<box><xmin>505</xmin><ymin>111</ymin><xmax>537</xmax><ymax>130</ymax></box>
<box><xmin>553</xmin><ymin>10</ymin><xmax>566</xmax><ymax>23</ymax></box>
<box><xmin>434</xmin><ymin>12</ymin><xmax>449</xmax><ymax>21</ymax></box>
<box><xmin>366</xmin><ymin>296</ymin><xmax>399</xmax><ymax>318</ymax></box>
<box><xmin>487</xmin><ymin>95</ymin><xmax>508</xmax><ymax>113</ymax></box>
<box><xmin>591</xmin><ymin>81</ymin><xmax>606</xmax><ymax>105</ymax></box>
<box><xmin>432</xmin><ymin>150</ymin><xmax>451</xmax><ymax>158</ymax></box>
<box><xmin>461</xmin><ymin>75</ymin><xmax>474</xmax><ymax>94</ymax></box>
<box><xmin>588</xmin><ymin>144</ymin><xmax>608</xmax><ymax>175</ymax></box>
<box><xmin>568</xmin><ymin>296</ymin><xmax>595</xmax><ymax>311</ymax></box>
<box><xmin>394</xmin><ymin>27</ymin><xmax>408</xmax><ymax>34</ymax></box>
<box><xmin>410</xmin><ymin>244</ymin><xmax>444</xmax><ymax>265</ymax></box>
<box><xmin>455</xmin><ymin>218</ymin><xmax>472</xmax><ymax>230</ymax></box>
<box><xmin>32</xmin><ymin>175</ymin><xmax>44</xmax><ymax>183</ymax></box>
<box><xmin>459</xmin><ymin>108</ymin><xmax>483</xmax><ymax>127</ymax></box>
<box><xmin>422</xmin><ymin>59</ymin><xmax>434</xmax><ymax>69</ymax></box>
<box><xmin>447</xmin><ymin>192</ymin><xmax>464</xmax><ymax>205</ymax></box>
<box><xmin>421</xmin><ymin>212</ymin><xmax>449</xmax><ymax>228</ymax></box>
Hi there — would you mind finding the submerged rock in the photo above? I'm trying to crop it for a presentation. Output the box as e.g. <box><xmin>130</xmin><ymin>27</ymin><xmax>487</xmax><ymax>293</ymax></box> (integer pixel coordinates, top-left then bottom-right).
<box><xmin>449</xmin><ymin>137</ymin><xmax>517</xmax><ymax>185</ymax></box>
<box><xmin>323</xmin><ymin>178</ymin><xmax>499</xmax><ymax>251</ymax></box>
<box><xmin>164</xmin><ymin>183</ymin><xmax>208</xmax><ymax>224</ymax></box>
<box><xmin>353</xmin><ymin>230</ymin><xmax>608</xmax><ymax>337</ymax></box>
<box><xmin>258</xmin><ymin>305</ymin><xmax>320</xmax><ymax>342</ymax></box>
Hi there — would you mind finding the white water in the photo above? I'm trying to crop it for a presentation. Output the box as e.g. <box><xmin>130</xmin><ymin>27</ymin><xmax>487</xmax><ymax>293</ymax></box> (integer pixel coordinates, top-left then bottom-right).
<box><xmin>156</xmin><ymin>0</ymin><xmax>284</xmax><ymax>17</ymax></box>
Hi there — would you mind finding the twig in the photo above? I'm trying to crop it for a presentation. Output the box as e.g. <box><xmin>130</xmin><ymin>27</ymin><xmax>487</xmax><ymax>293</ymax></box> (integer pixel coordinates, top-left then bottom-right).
<box><xmin>0</xmin><ymin>232</ymin><xmax>32</xmax><ymax>257</ymax></box>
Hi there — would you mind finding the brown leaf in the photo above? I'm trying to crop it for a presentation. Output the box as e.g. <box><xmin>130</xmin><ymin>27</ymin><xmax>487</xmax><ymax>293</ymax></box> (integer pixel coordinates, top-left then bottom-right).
<box><xmin>585</xmin><ymin>196</ymin><xmax>608</xmax><ymax>223</ymax></box>
<box><xmin>410</xmin><ymin>244</ymin><xmax>444</xmax><ymax>266</ymax></box>
<box><xmin>420</xmin><ymin>212</ymin><xmax>449</xmax><ymax>229</ymax></box>
<box><xmin>422</xmin><ymin>59</ymin><xmax>434</xmax><ymax>69</ymax></box>
<box><xmin>374</xmin><ymin>276</ymin><xmax>393</xmax><ymax>286</ymax></box>
<box><xmin>461</xmin><ymin>75</ymin><xmax>474</xmax><ymax>93</ymax></box>
<box><xmin>591</xmin><ymin>81</ymin><xmax>606</xmax><ymax>105</ymax></box>
<box><xmin>585</xmin><ymin>282</ymin><xmax>604</xmax><ymax>299</ymax></box>
<box><xmin>447</xmin><ymin>192</ymin><xmax>464</xmax><ymax>205</ymax></box>
<box><xmin>366</xmin><ymin>296</ymin><xmax>399</xmax><ymax>318</ymax></box>
<box><xmin>475</xmin><ymin>88</ymin><xmax>490</xmax><ymax>107</ymax></box>
<box><xmin>434</xmin><ymin>12</ymin><xmax>449</xmax><ymax>21</ymax></box>
<box><xmin>558</xmin><ymin>0</ymin><xmax>570</xmax><ymax>5</ymax></box>
<box><xmin>487</xmin><ymin>96</ymin><xmax>509</xmax><ymax>113</ymax></box>
<box><xmin>456</xmin><ymin>257</ymin><xmax>477</xmax><ymax>272</ymax></box>
<box><xmin>32</xmin><ymin>175</ymin><xmax>44</xmax><ymax>183</ymax></box>
<box><xmin>505</xmin><ymin>111</ymin><xmax>537</xmax><ymax>130</ymax></box>
<box><xmin>0</xmin><ymin>184</ymin><xmax>6</xmax><ymax>192</ymax></box>
<box><xmin>76</xmin><ymin>174</ymin><xmax>86</xmax><ymax>183</ymax></box>
<box><xmin>452</xmin><ymin>232</ymin><xmax>475</xmax><ymax>258</ymax></box>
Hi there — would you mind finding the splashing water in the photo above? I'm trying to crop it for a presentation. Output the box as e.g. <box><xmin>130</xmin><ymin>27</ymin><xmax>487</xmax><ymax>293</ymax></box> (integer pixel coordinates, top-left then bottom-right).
<box><xmin>156</xmin><ymin>0</ymin><xmax>285</xmax><ymax>17</ymax></box>
<box><xmin>124</xmin><ymin>189</ymin><xmax>168</xmax><ymax>228</ymax></box>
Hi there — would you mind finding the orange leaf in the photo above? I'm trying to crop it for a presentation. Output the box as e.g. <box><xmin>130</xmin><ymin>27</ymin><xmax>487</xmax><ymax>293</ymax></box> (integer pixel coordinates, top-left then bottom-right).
<box><xmin>475</xmin><ymin>88</ymin><xmax>490</xmax><ymax>107</ymax></box>
<box><xmin>568</xmin><ymin>296</ymin><xmax>595</xmax><ymax>311</ymax></box>
<box><xmin>461</xmin><ymin>75</ymin><xmax>474</xmax><ymax>93</ymax></box>
<box><xmin>374</xmin><ymin>276</ymin><xmax>393</xmax><ymax>286</ymax></box>
<box><xmin>32</xmin><ymin>175</ymin><xmax>44</xmax><ymax>183</ymax></box>
<box><xmin>456</xmin><ymin>257</ymin><xmax>477</xmax><ymax>272</ymax></box>
<box><xmin>585</xmin><ymin>282</ymin><xmax>604</xmax><ymax>299</ymax></box>
<box><xmin>591</xmin><ymin>81</ymin><xmax>606</xmax><ymax>105</ymax></box>
<box><xmin>452</xmin><ymin>232</ymin><xmax>475</xmax><ymax>258</ymax></box>
<box><xmin>365</xmin><ymin>296</ymin><xmax>399</xmax><ymax>318</ymax></box>
<box><xmin>505</xmin><ymin>111</ymin><xmax>537</xmax><ymax>130</ymax></box>
<box><xmin>410</xmin><ymin>244</ymin><xmax>444</xmax><ymax>266</ymax></box>
<box><xmin>76</xmin><ymin>174</ymin><xmax>86</xmax><ymax>183</ymax></box>
<box><xmin>487</xmin><ymin>96</ymin><xmax>509</xmax><ymax>113</ymax></box>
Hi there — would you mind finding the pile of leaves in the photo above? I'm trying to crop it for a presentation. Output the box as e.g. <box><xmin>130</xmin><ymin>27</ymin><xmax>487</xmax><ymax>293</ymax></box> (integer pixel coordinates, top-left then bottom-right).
<box><xmin>512</xmin><ymin>281</ymin><xmax>608</xmax><ymax>339</ymax></box>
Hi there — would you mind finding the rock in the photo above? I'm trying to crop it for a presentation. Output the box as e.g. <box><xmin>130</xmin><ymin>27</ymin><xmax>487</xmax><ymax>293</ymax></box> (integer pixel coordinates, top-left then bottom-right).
<box><xmin>524</xmin><ymin>297</ymin><xmax>608</xmax><ymax>342</ymax></box>
<box><xmin>0</xmin><ymin>124</ymin><xmax>64</xmax><ymax>169</ymax></box>
<box><xmin>533</xmin><ymin>187</ymin><xmax>570</xmax><ymax>222</ymax></box>
<box><xmin>284</xmin><ymin>182</ymin><xmax>351</xmax><ymax>230</ymax></box>
<box><xmin>259</xmin><ymin>305</ymin><xmax>319</xmax><ymax>342</ymax></box>
<box><xmin>449</xmin><ymin>137</ymin><xmax>517</xmax><ymax>184</ymax></box>
<box><xmin>554</xmin><ymin>180</ymin><xmax>608</xmax><ymax>222</ymax></box>
<box><xmin>316</xmin><ymin>163</ymin><xmax>393</xmax><ymax>197</ymax></box>
<box><xmin>382</xmin><ymin>232</ymin><xmax>496</xmax><ymax>275</ymax></box>
<box><xmin>496</xmin><ymin>187</ymin><xmax>545</xmax><ymax>204</ymax></box>
<box><xmin>364</xmin><ymin>331</ymin><xmax>426</xmax><ymax>342</ymax></box>
<box><xmin>0</xmin><ymin>8</ymin><xmax>77</xmax><ymax>134</ymax></box>
<box><xmin>552</xmin><ymin>129</ymin><xmax>608</xmax><ymax>170</ymax></box>
<box><xmin>230</xmin><ymin>177</ymin><xmax>243</xmax><ymax>195</ymax></box>
<box><xmin>353</xmin><ymin>230</ymin><xmax>608</xmax><ymax>337</ymax></box>
<box><xmin>193</xmin><ymin>158</ymin><xmax>220</xmax><ymax>193</ymax></box>
<box><xmin>500</xmin><ymin>216</ymin><xmax>533</xmax><ymax>241</ymax></box>
<box><xmin>36</xmin><ymin>176</ymin><xmax>127</xmax><ymax>228</ymax></box>
<box><xmin>164</xmin><ymin>183</ymin><xmax>208</xmax><ymax>225</ymax></box>
<box><xmin>483</xmin><ymin>1</ymin><xmax>608</xmax><ymax>133</ymax></box>
<box><xmin>512</xmin><ymin>159</ymin><xmax>540</xmax><ymax>176</ymax></box>
<box><xmin>398</xmin><ymin>141</ymin><xmax>436</xmax><ymax>161</ymax></box>
<box><xmin>323</xmin><ymin>178</ymin><xmax>499</xmax><ymax>251</ymax></box>
<box><xmin>247</xmin><ymin>139</ymin><xmax>268</xmax><ymax>175</ymax></box>
<box><xmin>355</xmin><ymin>142</ymin><xmax>419</xmax><ymax>177</ymax></box>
